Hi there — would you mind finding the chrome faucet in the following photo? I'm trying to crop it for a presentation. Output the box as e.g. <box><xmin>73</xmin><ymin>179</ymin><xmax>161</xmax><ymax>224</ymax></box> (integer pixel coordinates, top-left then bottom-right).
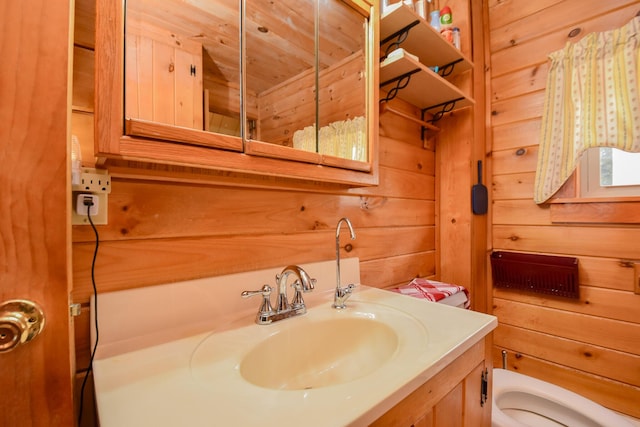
<box><xmin>333</xmin><ymin>217</ymin><xmax>356</xmax><ymax>309</ymax></box>
<box><xmin>242</xmin><ymin>265</ymin><xmax>316</xmax><ymax>325</ymax></box>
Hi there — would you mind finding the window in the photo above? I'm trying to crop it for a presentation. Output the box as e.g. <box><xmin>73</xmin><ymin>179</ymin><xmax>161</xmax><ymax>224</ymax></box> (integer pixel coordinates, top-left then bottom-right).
<box><xmin>581</xmin><ymin>148</ymin><xmax>640</xmax><ymax>198</ymax></box>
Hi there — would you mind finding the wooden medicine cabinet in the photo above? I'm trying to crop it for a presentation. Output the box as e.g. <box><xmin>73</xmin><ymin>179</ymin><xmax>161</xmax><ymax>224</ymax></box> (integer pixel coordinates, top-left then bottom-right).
<box><xmin>95</xmin><ymin>0</ymin><xmax>379</xmax><ymax>186</ymax></box>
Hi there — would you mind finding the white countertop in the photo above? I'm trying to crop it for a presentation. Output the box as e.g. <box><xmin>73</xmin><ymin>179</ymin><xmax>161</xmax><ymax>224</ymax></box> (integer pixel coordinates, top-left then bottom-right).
<box><xmin>92</xmin><ymin>259</ymin><xmax>497</xmax><ymax>426</ymax></box>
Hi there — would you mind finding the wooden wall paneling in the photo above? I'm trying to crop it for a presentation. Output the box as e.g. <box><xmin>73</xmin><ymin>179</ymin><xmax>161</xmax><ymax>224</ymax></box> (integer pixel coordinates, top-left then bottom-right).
<box><xmin>257</xmin><ymin>54</ymin><xmax>366</xmax><ymax>145</ymax></box>
<box><xmin>550</xmin><ymin>201</ymin><xmax>640</xmax><ymax>224</ymax></box>
<box><xmin>318</xmin><ymin>52</ymin><xmax>367</xmax><ymax>124</ymax></box>
<box><xmin>578</xmin><ymin>256</ymin><xmax>639</xmax><ymax>292</ymax></box>
<box><xmin>379</xmin><ymin>136</ymin><xmax>435</xmax><ymax>174</ymax></box>
<box><xmin>492</xmin><ymin>145</ymin><xmax>538</xmax><ymax>175</ymax></box>
<box><xmin>493</xmin><ymin>298</ymin><xmax>640</xmax><ymax>354</ymax></box>
<box><xmin>494</xmin><ymin>286</ymin><xmax>640</xmax><ymax>324</ymax></box>
<box><xmin>72</xmin><ymin>226</ymin><xmax>436</xmax><ymax>300</ymax></box>
<box><xmin>361</xmin><ymin>251</ymin><xmax>437</xmax><ymax>289</ymax></box>
<box><xmin>350</xmin><ymin>166</ymin><xmax>435</xmax><ymax>199</ymax></box>
<box><xmin>490</xmin><ymin>90</ymin><xmax>545</xmax><ymax>127</ymax></box>
<box><xmin>492</xmin><ymin>346</ymin><xmax>640</xmax><ymax>418</ymax></box>
<box><xmin>494</xmin><ymin>324</ymin><xmax>640</xmax><ymax>386</ymax></box>
<box><xmin>204</xmin><ymin>75</ymin><xmax>245</xmax><ymax>118</ymax></box>
<box><xmin>489</xmin><ymin>0</ymin><xmax>638</xmax><ymax>52</ymax></box>
<box><xmin>378</xmin><ymin>97</ymin><xmax>427</xmax><ymax>142</ymax></box>
<box><xmin>493</xmin><ymin>225</ymin><xmax>640</xmax><ymax>259</ymax></box>
<box><xmin>257</xmin><ymin>67</ymin><xmax>315</xmax><ymax>145</ymax></box>
<box><xmin>487</xmin><ymin>0</ymin><xmax>563</xmax><ymax>31</ymax></box>
<box><xmin>492</xmin><ymin>119</ymin><xmax>541</xmax><ymax>151</ymax></box>
<box><xmin>491</xmin><ymin>172</ymin><xmax>536</xmax><ymax>200</ymax></box>
<box><xmin>75</xmin><ymin>0</ymin><xmax>96</xmax><ymax>49</ymax></box>
<box><xmin>492</xmin><ymin>200</ymin><xmax>551</xmax><ymax>225</ymax></box>
<box><xmin>71</xmin><ymin>111</ymin><xmax>96</xmax><ymax>166</ymax></box>
<box><xmin>72</xmin><ymin>181</ymin><xmax>435</xmax><ymax>242</ymax></box>
<box><xmin>491</xmin><ymin>63</ymin><xmax>548</xmax><ymax>102</ymax></box>
<box><xmin>490</xmin><ymin>2</ymin><xmax>640</xmax><ymax>78</ymax></box>
<box><xmin>72</xmin><ymin>47</ymin><xmax>95</xmax><ymax>111</ymax></box>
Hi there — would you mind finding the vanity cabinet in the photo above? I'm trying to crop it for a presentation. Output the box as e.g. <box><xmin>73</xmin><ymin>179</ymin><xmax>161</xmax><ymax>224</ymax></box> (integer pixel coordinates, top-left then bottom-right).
<box><xmin>379</xmin><ymin>3</ymin><xmax>474</xmax><ymax>124</ymax></box>
<box><xmin>94</xmin><ymin>0</ymin><xmax>379</xmax><ymax>187</ymax></box>
<box><xmin>371</xmin><ymin>336</ymin><xmax>492</xmax><ymax>427</ymax></box>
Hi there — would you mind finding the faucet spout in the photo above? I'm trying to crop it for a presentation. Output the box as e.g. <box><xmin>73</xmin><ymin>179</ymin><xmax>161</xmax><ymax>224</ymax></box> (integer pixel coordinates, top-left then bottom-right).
<box><xmin>276</xmin><ymin>265</ymin><xmax>315</xmax><ymax>312</ymax></box>
<box><xmin>334</xmin><ymin>218</ymin><xmax>356</xmax><ymax>309</ymax></box>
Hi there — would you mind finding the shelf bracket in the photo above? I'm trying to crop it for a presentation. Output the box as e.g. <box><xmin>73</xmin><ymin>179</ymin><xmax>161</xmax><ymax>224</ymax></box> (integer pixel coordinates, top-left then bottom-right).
<box><xmin>381</xmin><ymin>20</ymin><xmax>421</xmax><ymax>59</ymax></box>
<box><xmin>438</xmin><ymin>58</ymin><xmax>464</xmax><ymax>77</ymax></box>
<box><xmin>422</xmin><ymin>97</ymin><xmax>465</xmax><ymax>123</ymax></box>
<box><xmin>380</xmin><ymin>69</ymin><xmax>421</xmax><ymax>103</ymax></box>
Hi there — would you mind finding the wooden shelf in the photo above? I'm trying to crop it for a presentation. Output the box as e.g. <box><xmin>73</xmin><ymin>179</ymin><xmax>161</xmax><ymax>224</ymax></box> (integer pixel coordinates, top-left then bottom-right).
<box><xmin>380</xmin><ymin>3</ymin><xmax>472</xmax><ymax>76</ymax></box>
<box><xmin>380</xmin><ymin>49</ymin><xmax>474</xmax><ymax>114</ymax></box>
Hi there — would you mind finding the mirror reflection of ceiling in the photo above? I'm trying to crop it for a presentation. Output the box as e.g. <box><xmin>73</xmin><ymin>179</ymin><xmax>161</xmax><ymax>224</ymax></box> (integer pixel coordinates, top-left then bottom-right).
<box><xmin>126</xmin><ymin>0</ymin><xmax>365</xmax><ymax>95</ymax></box>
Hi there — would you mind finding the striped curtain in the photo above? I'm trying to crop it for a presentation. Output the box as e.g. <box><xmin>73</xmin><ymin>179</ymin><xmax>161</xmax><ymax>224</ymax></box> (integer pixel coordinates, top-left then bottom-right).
<box><xmin>534</xmin><ymin>16</ymin><xmax>640</xmax><ymax>204</ymax></box>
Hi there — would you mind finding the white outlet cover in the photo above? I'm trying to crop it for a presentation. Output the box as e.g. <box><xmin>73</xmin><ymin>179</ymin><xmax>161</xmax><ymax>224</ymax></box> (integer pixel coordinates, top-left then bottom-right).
<box><xmin>76</xmin><ymin>194</ymin><xmax>99</xmax><ymax>216</ymax></box>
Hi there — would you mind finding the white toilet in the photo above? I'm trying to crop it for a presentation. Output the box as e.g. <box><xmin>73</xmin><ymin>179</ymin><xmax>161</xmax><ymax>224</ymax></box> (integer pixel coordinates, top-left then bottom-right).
<box><xmin>492</xmin><ymin>368</ymin><xmax>634</xmax><ymax>427</ymax></box>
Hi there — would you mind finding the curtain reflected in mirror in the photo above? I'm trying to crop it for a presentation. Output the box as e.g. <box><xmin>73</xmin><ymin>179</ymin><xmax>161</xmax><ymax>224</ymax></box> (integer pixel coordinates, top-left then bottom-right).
<box><xmin>317</xmin><ymin>0</ymin><xmax>367</xmax><ymax>161</ymax></box>
<box><xmin>124</xmin><ymin>0</ymin><xmax>242</xmax><ymax>137</ymax></box>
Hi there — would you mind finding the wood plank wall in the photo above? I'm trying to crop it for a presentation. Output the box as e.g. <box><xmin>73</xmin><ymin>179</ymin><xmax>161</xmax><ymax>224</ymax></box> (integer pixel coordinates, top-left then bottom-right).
<box><xmin>487</xmin><ymin>0</ymin><xmax>640</xmax><ymax>419</ymax></box>
<box><xmin>71</xmin><ymin>3</ymin><xmax>439</xmax><ymax>424</ymax></box>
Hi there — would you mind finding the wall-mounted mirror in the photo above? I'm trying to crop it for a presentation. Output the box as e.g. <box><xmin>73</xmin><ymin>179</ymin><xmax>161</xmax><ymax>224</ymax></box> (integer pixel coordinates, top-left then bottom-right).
<box><xmin>96</xmin><ymin>0</ymin><xmax>377</xmax><ymax>185</ymax></box>
<box><xmin>125</xmin><ymin>0</ymin><xmax>242</xmax><ymax>139</ymax></box>
<box><xmin>245</xmin><ymin>0</ymin><xmax>368</xmax><ymax>164</ymax></box>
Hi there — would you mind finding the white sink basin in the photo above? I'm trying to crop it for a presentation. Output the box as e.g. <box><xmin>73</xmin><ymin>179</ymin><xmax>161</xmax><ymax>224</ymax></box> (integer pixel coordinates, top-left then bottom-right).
<box><xmin>239</xmin><ymin>317</ymin><xmax>398</xmax><ymax>390</ymax></box>
<box><xmin>190</xmin><ymin>301</ymin><xmax>429</xmax><ymax>393</ymax></box>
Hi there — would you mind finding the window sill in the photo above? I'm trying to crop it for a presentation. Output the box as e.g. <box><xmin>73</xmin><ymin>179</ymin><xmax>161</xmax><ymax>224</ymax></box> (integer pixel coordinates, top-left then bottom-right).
<box><xmin>547</xmin><ymin>172</ymin><xmax>640</xmax><ymax>224</ymax></box>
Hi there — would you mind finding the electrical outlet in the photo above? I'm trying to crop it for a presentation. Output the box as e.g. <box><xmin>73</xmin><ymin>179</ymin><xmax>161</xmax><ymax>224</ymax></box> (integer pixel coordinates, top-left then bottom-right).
<box><xmin>76</xmin><ymin>194</ymin><xmax>99</xmax><ymax>216</ymax></box>
<box><xmin>71</xmin><ymin>167</ymin><xmax>110</xmax><ymax>225</ymax></box>
<box><xmin>72</xmin><ymin>192</ymin><xmax>107</xmax><ymax>225</ymax></box>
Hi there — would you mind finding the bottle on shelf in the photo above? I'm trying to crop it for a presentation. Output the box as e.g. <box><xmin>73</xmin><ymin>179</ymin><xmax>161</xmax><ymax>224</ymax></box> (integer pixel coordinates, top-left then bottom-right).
<box><xmin>440</xmin><ymin>6</ymin><xmax>454</xmax><ymax>44</ymax></box>
<box><xmin>452</xmin><ymin>27</ymin><xmax>461</xmax><ymax>49</ymax></box>
<box><xmin>429</xmin><ymin>10</ymin><xmax>441</xmax><ymax>31</ymax></box>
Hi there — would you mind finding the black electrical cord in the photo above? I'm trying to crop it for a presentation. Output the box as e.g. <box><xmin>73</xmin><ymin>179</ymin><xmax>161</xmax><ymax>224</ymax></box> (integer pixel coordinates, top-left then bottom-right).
<box><xmin>78</xmin><ymin>200</ymin><xmax>100</xmax><ymax>426</ymax></box>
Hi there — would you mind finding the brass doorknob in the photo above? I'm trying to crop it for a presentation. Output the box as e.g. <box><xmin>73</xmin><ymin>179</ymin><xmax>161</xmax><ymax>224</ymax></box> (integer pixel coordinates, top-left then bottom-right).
<box><xmin>0</xmin><ymin>300</ymin><xmax>45</xmax><ymax>353</ymax></box>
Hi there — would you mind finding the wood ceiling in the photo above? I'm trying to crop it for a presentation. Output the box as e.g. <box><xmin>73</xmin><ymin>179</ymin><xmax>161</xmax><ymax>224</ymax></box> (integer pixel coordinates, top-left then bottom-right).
<box><xmin>126</xmin><ymin>0</ymin><xmax>366</xmax><ymax>95</ymax></box>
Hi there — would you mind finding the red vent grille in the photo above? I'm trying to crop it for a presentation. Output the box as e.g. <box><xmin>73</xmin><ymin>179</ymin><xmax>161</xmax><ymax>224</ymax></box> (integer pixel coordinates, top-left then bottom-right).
<box><xmin>490</xmin><ymin>251</ymin><xmax>579</xmax><ymax>299</ymax></box>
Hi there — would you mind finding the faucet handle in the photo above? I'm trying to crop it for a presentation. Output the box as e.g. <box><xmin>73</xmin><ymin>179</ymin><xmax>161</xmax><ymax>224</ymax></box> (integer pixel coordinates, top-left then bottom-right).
<box><xmin>332</xmin><ymin>283</ymin><xmax>356</xmax><ymax>309</ymax></box>
<box><xmin>241</xmin><ymin>285</ymin><xmax>274</xmax><ymax>320</ymax></box>
<box><xmin>289</xmin><ymin>278</ymin><xmax>316</xmax><ymax>310</ymax></box>
<box><xmin>290</xmin><ymin>280</ymin><xmax>304</xmax><ymax>309</ymax></box>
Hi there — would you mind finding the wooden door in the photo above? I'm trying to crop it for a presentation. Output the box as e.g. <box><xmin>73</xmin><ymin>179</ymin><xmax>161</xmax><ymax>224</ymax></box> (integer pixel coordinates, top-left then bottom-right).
<box><xmin>0</xmin><ymin>1</ymin><xmax>75</xmax><ymax>426</ymax></box>
<box><xmin>125</xmin><ymin>16</ymin><xmax>204</xmax><ymax>130</ymax></box>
